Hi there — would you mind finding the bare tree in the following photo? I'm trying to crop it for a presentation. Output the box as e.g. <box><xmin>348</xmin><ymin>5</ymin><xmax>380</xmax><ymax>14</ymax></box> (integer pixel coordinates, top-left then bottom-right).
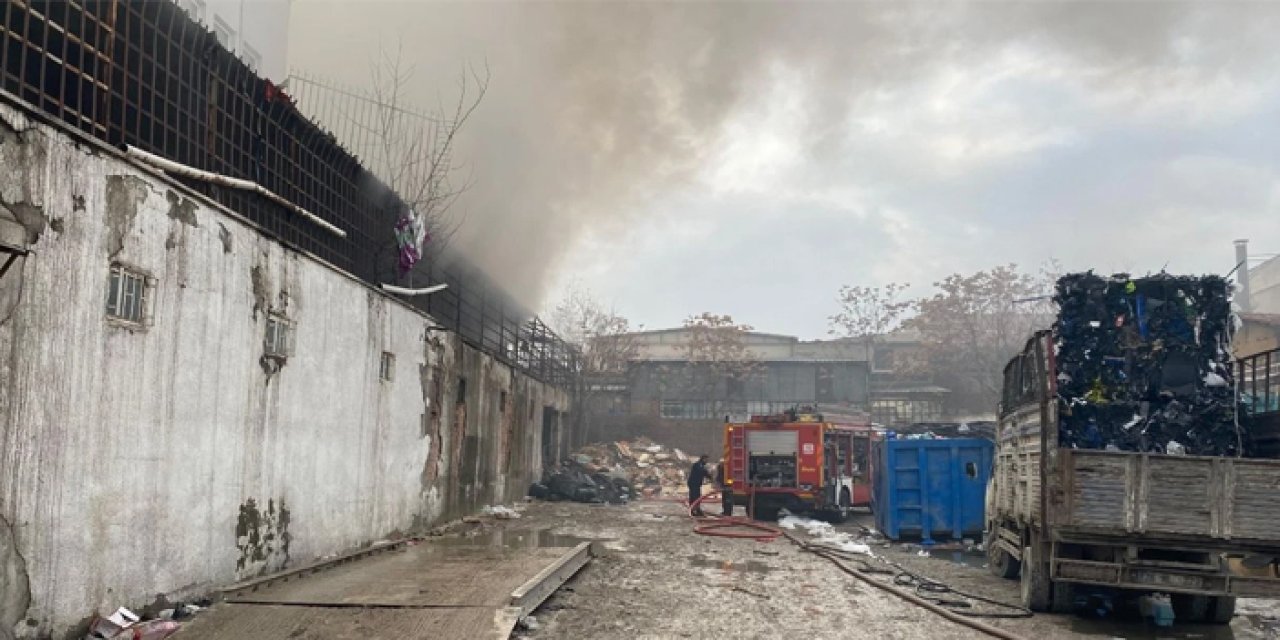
<box><xmin>287</xmin><ymin>42</ymin><xmax>489</xmax><ymax>278</ymax></box>
<box><xmin>549</xmin><ymin>286</ymin><xmax>641</xmax><ymax>441</ymax></box>
<box><xmin>909</xmin><ymin>264</ymin><xmax>1058</xmax><ymax>414</ymax></box>
<box><xmin>682</xmin><ymin>313</ymin><xmax>762</xmax><ymax>419</ymax></box>
<box><xmin>549</xmin><ymin>285</ymin><xmax>640</xmax><ymax>375</ymax></box>
<box><xmin>827</xmin><ymin>282</ymin><xmax>916</xmax><ymax>404</ymax></box>
<box><xmin>363</xmin><ymin>42</ymin><xmax>489</xmax><ymax>258</ymax></box>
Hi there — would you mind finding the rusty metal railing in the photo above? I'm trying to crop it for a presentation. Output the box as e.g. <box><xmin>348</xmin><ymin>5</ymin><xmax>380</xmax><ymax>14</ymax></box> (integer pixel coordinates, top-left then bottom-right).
<box><xmin>0</xmin><ymin>0</ymin><xmax>577</xmax><ymax>387</ymax></box>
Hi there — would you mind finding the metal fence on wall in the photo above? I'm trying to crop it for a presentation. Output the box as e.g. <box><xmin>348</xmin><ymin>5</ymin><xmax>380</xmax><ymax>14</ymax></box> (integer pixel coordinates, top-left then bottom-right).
<box><xmin>0</xmin><ymin>0</ymin><xmax>576</xmax><ymax>386</ymax></box>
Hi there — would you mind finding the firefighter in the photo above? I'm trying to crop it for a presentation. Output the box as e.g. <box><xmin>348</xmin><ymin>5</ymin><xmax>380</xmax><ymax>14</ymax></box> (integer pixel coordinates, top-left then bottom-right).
<box><xmin>715</xmin><ymin>458</ymin><xmax>733</xmax><ymax>517</ymax></box>
<box><xmin>688</xmin><ymin>454</ymin><xmax>711</xmax><ymax>516</ymax></box>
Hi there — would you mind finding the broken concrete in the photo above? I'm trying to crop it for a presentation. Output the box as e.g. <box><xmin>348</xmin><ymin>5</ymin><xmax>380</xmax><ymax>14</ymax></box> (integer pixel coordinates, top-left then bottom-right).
<box><xmin>103</xmin><ymin>174</ymin><xmax>148</xmax><ymax>258</ymax></box>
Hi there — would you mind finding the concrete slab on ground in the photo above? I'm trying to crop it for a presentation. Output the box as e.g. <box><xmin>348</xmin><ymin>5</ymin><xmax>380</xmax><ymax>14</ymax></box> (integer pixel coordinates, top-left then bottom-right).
<box><xmin>175</xmin><ymin>541</ymin><xmax>590</xmax><ymax>640</ymax></box>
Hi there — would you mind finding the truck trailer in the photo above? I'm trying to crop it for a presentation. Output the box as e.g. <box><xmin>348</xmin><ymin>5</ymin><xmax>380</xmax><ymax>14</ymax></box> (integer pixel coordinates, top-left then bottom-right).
<box><xmin>987</xmin><ymin>279</ymin><xmax>1280</xmax><ymax>621</ymax></box>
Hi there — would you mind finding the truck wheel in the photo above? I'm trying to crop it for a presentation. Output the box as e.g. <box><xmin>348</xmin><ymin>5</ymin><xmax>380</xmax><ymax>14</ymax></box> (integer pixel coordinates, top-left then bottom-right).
<box><xmin>1209</xmin><ymin>596</ymin><xmax>1237</xmax><ymax>624</ymax></box>
<box><xmin>1050</xmin><ymin>580</ymin><xmax>1075</xmax><ymax>614</ymax></box>
<box><xmin>1020</xmin><ymin>543</ymin><xmax>1052</xmax><ymax>612</ymax></box>
<box><xmin>987</xmin><ymin>524</ymin><xmax>1020</xmax><ymax>579</ymax></box>
<box><xmin>1172</xmin><ymin>594</ymin><xmax>1212</xmax><ymax>623</ymax></box>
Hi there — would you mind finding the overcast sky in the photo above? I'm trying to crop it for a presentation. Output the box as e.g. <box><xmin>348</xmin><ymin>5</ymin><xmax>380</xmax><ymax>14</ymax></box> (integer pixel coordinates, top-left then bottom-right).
<box><xmin>290</xmin><ymin>1</ymin><xmax>1280</xmax><ymax>340</ymax></box>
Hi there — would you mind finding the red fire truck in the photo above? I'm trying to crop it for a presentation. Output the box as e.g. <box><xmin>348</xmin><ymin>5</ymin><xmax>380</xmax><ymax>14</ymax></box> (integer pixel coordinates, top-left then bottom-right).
<box><xmin>723</xmin><ymin>409</ymin><xmax>871</xmax><ymax>522</ymax></box>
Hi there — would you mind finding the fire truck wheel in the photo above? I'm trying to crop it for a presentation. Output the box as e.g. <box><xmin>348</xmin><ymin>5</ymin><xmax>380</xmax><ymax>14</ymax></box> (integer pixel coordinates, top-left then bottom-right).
<box><xmin>826</xmin><ymin>489</ymin><xmax>852</xmax><ymax>524</ymax></box>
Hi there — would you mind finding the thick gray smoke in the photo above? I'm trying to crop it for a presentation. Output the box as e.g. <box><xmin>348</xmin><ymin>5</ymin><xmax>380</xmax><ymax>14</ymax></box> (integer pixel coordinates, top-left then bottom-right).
<box><xmin>289</xmin><ymin>2</ymin><xmax>1280</xmax><ymax>308</ymax></box>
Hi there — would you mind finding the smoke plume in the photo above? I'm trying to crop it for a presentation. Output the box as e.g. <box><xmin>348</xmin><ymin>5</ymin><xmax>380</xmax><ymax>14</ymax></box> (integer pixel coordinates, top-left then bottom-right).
<box><xmin>289</xmin><ymin>2</ymin><xmax>1280</xmax><ymax>309</ymax></box>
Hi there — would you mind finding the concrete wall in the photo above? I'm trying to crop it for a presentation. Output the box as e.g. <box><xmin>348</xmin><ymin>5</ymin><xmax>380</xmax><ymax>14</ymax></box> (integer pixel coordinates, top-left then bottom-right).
<box><xmin>1251</xmin><ymin>257</ymin><xmax>1280</xmax><ymax>315</ymax></box>
<box><xmin>0</xmin><ymin>100</ymin><xmax>569</xmax><ymax>638</ymax></box>
<box><xmin>1237</xmin><ymin>317</ymin><xmax>1280</xmax><ymax>358</ymax></box>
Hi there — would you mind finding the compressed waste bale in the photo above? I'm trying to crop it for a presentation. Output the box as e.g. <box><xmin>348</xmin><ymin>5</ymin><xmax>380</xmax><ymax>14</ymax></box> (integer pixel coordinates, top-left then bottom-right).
<box><xmin>1053</xmin><ymin>272</ymin><xmax>1246</xmax><ymax>456</ymax></box>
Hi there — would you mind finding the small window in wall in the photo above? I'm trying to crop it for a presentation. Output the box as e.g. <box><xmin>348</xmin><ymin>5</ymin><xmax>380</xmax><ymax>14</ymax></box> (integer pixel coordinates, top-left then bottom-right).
<box><xmin>500</xmin><ymin>390</ymin><xmax>508</xmax><ymax>414</ymax></box>
<box><xmin>241</xmin><ymin>44</ymin><xmax>262</xmax><ymax>72</ymax></box>
<box><xmin>212</xmin><ymin>16</ymin><xmax>235</xmax><ymax>51</ymax></box>
<box><xmin>105</xmin><ymin>265</ymin><xmax>150</xmax><ymax>325</ymax></box>
<box><xmin>379</xmin><ymin>352</ymin><xmax>395</xmax><ymax>382</ymax></box>
<box><xmin>456</xmin><ymin>377</ymin><xmax>467</xmax><ymax>405</ymax></box>
<box><xmin>264</xmin><ymin>316</ymin><xmax>294</xmax><ymax>357</ymax></box>
<box><xmin>179</xmin><ymin>0</ymin><xmax>206</xmax><ymax>22</ymax></box>
<box><xmin>661</xmin><ymin>400</ymin><xmax>684</xmax><ymax>419</ymax></box>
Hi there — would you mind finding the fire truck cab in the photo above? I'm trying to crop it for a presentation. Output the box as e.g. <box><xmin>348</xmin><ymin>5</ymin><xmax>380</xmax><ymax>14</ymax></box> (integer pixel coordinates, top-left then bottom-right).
<box><xmin>723</xmin><ymin>409</ymin><xmax>860</xmax><ymax>522</ymax></box>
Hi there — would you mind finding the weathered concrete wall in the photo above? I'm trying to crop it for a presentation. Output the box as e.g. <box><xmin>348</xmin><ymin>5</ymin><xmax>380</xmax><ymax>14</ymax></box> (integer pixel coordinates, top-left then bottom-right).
<box><xmin>0</xmin><ymin>100</ymin><xmax>569</xmax><ymax>638</ymax></box>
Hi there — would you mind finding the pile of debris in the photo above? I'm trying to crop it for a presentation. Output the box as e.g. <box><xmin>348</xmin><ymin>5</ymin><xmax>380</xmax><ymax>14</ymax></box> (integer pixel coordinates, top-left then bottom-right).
<box><xmin>531</xmin><ymin>438</ymin><xmax>693</xmax><ymax>504</ymax></box>
<box><xmin>84</xmin><ymin>603</ymin><xmax>206</xmax><ymax>640</ymax></box>
<box><xmin>1054</xmin><ymin>272</ymin><xmax>1245</xmax><ymax>456</ymax></box>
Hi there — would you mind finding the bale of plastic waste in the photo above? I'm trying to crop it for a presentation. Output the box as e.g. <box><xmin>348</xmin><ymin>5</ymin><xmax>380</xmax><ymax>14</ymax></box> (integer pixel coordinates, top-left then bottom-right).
<box><xmin>1053</xmin><ymin>272</ymin><xmax>1246</xmax><ymax>456</ymax></box>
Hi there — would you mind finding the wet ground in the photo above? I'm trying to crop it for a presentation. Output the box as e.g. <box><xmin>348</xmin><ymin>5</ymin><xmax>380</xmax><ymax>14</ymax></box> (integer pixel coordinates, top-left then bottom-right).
<box><xmin>437</xmin><ymin>500</ymin><xmax>1280</xmax><ymax>640</ymax></box>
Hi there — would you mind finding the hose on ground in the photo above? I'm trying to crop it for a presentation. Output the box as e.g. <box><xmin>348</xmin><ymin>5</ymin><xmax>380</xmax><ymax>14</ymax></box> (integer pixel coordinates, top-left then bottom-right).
<box><xmin>683</xmin><ymin>489</ymin><xmax>1030</xmax><ymax>637</ymax></box>
<box><xmin>890</xmin><ymin>564</ymin><xmax>1033</xmax><ymax>619</ymax></box>
<box><xmin>779</xmin><ymin>530</ymin><xmax>1031</xmax><ymax>640</ymax></box>
<box><xmin>686</xmin><ymin>490</ymin><xmax>783</xmax><ymax>542</ymax></box>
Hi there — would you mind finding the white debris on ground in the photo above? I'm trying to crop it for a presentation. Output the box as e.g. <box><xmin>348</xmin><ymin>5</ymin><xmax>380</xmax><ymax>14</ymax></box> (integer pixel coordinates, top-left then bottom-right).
<box><xmin>778</xmin><ymin>515</ymin><xmax>873</xmax><ymax>555</ymax></box>
<box><xmin>481</xmin><ymin>504</ymin><xmax>522</xmax><ymax>519</ymax></box>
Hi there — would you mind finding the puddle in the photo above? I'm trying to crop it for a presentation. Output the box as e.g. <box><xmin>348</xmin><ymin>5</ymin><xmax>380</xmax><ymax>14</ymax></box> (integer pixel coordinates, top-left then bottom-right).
<box><xmin>687</xmin><ymin>553</ymin><xmax>773</xmax><ymax>574</ymax></box>
<box><xmin>946</xmin><ymin>550</ymin><xmax>988</xmax><ymax>569</ymax></box>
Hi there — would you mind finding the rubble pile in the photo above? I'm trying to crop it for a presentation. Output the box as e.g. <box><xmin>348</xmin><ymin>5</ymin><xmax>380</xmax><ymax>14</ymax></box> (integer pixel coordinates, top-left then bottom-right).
<box><xmin>1054</xmin><ymin>272</ymin><xmax>1245</xmax><ymax>456</ymax></box>
<box><xmin>532</xmin><ymin>438</ymin><xmax>692</xmax><ymax>504</ymax></box>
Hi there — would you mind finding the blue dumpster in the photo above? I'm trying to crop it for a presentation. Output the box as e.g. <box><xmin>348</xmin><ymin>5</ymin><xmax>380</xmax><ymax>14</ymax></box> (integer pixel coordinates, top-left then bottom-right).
<box><xmin>872</xmin><ymin>438</ymin><xmax>993</xmax><ymax>543</ymax></box>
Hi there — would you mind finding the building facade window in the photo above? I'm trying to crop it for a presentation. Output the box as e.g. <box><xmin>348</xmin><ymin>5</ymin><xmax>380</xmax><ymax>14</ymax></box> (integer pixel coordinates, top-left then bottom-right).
<box><xmin>241</xmin><ymin>44</ymin><xmax>262</xmax><ymax>72</ymax></box>
<box><xmin>105</xmin><ymin>265</ymin><xmax>151</xmax><ymax>325</ymax></box>
<box><xmin>379</xmin><ymin>352</ymin><xmax>395</xmax><ymax>382</ymax></box>
<box><xmin>212</xmin><ymin>16</ymin><xmax>235</xmax><ymax>51</ymax></box>
<box><xmin>178</xmin><ymin>0</ymin><xmax>206</xmax><ymax>22</ymax></box>
<box><xmin>873</xmin><ymin>347</ymin><xmax>895</xmax><ymax>373</ymax></box>
<box><xmin>870</xmin><ymin>398</ymin><xmax>942</xmax><ymax>426</ymax></box>
<box><xmin>264</xmin><ymin>316</ymin><xmax>294</xmax><ymax>357</ymax></box>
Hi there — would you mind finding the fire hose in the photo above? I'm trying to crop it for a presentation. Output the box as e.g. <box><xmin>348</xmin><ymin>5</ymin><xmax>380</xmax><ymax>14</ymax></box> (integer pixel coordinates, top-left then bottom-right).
<box><xmin>685</xmin><ymin>491</ymin><xmax>783</xmax><ymax>541</ymax></box>
<box><xmin>686</xmin><ymin>492</ymin><xmax>1031</xmax><ymax>640</ymax></box>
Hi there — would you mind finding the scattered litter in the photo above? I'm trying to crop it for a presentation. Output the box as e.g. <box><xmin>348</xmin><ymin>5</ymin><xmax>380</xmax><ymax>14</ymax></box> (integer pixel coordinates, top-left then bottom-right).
<box><xmin>1138</xmin><ymin>593</ymin><xmax>1174</xmax><ymax>627</ymax></box>
<box><xmin>779</xmin><ymin>516</ymin><xmax>873</xmax><ymax>555</ymax></box>
<box><xmin>917</xmin><ymin>550</ymin><xmax>931</xmax><ymax>557</ymax></box>
<box><xmin>127</xmin><ymin>620</ymin><xmax>182</xmax><ymax>640</ymax></box>
<box><xmin>157</xmin><ymin>603</ymin><xmax>203</xmax><ymax>620</ymax></box>
<box><xmin>480</xmin><ymin>505</ymin><xmax>521</xmax><ymax>519</ymax></box>
<box><xmin>721</xmin><ymin>584</ymin><xmax>770</xmax><ymax>599</ymax></box>
<box><xmin>86</xmin><ymin>607</ymin><xmax>139</xmax><ymax>639</ymax></box>
<box><xmin>517</xmin><ymin>615</ymin><xmax>540</xmax><ymax>631</ymax></box>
